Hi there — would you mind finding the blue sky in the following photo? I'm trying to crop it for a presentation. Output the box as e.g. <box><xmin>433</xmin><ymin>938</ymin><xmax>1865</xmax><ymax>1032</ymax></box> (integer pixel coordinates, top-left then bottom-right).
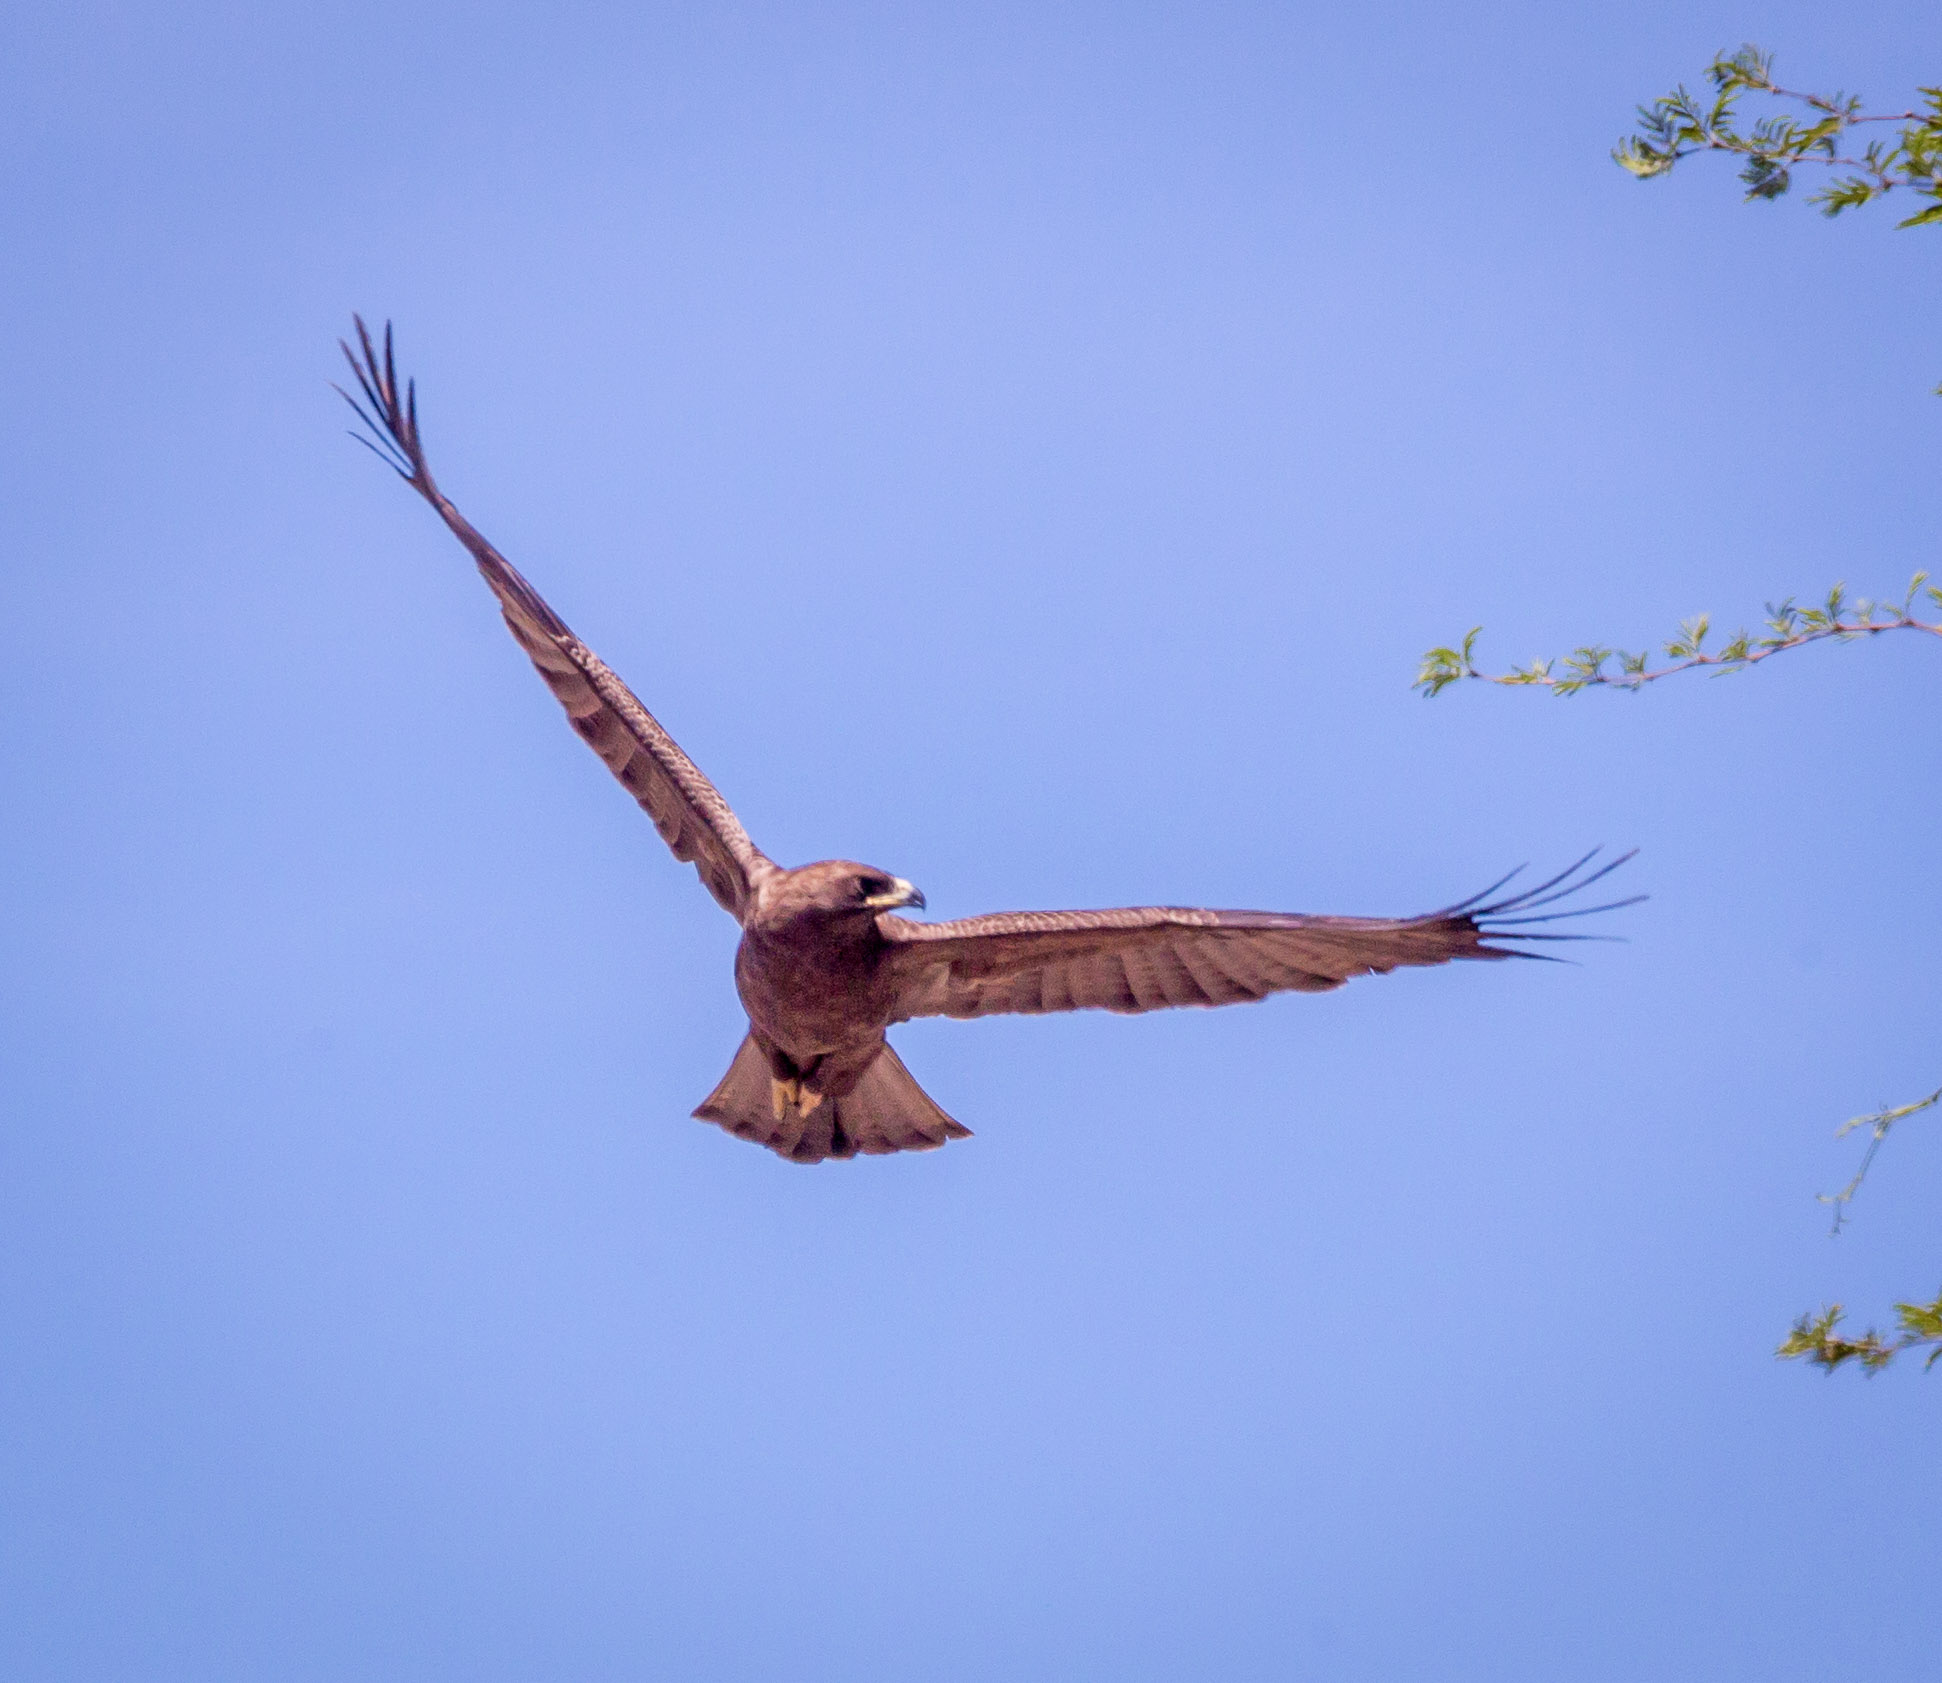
<box><xmin>3</xmin><ymin>3</ymin><xmax>1938</xmax><ymax>1677</ymax></box>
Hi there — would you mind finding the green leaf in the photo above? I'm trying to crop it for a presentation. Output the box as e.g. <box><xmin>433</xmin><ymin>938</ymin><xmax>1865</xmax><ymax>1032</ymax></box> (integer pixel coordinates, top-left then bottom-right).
<box><xmin>1413</xmin><ymin>627</ymin><xmax>1482</xmax><ymax>699</ymax></box>
<box><xmin>1614</xmin><ymin>140</ymin><xmax>1678</xmax><ymax>179</ymax></box>
<box><xmin>1895</xmin><ymin>1292</ymin><xmax>1942</xmax><ymax>1343</ymax></box>
<box><xmin>1812</xmin><ymin>175</ymin><xmax>1882</xmax><ymax>216</ymax></box>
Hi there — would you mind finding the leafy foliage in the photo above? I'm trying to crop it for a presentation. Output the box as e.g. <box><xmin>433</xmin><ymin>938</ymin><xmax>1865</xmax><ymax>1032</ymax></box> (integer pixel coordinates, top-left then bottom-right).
<box><xmin>1415</xmin><ymin>576</ymin><xmax>1942</xmax><ymax>697</ymax></box>
<box><xmin>1615</xmin><ymin>45</ymin><xmax>1942</xmax><ymax>228</ymax></box>
<box><xmin>1427</xmin><ymin>46</ymin><xmax>1941</xmax><ymax>1373</ymax></box>
<box><xmin>1778</xmin><ymin>1293</ymin><xmax>1942</xmax><ymax>1374</ymax></box>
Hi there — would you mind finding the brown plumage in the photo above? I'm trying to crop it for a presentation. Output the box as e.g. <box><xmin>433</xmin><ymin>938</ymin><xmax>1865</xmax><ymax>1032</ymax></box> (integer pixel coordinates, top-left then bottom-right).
<box><xmin>339</xmin><ymin>320</ymin><xmax>1637</xmax><ymax>1164</ymax></box>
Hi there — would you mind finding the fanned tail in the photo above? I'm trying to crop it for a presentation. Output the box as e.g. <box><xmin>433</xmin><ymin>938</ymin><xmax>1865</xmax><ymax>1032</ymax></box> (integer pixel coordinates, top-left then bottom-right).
<box><xmin>692</xmin><ymin>1036</ymin><xmax>971</xmax><ymax>1165</ymax></box>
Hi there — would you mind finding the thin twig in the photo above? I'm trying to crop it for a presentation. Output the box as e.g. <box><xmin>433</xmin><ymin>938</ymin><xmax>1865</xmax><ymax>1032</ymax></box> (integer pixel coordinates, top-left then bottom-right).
<box><xmin>1818</xmin><ymin>1088</ymin><xmax>1942</xmax><ymax>1235</ymax></box>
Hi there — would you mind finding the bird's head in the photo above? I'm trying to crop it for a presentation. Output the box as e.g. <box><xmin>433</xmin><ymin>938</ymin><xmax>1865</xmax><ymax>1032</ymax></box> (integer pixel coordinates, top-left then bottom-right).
<box><xmin>761</xmin><ymin>860</ymin><xmax>926</xmax><ymax>924</ymax></box>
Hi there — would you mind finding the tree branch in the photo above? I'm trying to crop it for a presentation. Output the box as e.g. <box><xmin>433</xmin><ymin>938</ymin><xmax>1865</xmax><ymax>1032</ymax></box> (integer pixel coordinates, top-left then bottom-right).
<box><xmin>1778</xmin><ymin>1292</ymin><xmax>1942</xmax><ymax>1374</ymax></box>
<box><xmin>1614</xmin><ymin>44</ymin><xmax>1942</xmax><ymax>227</ymax></box>
<box><xmin>1416</xmin><ymin>577</ymin><xmax>1942</xmax><ymax>698</ymax></box>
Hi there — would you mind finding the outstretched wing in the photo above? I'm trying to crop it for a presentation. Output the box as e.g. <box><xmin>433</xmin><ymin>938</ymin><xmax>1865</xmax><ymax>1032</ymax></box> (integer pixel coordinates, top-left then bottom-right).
<box><xmin>338</xmin><ymin>318</ymin><xmax>772</xmax><ymax>921</ymax></box>
<box><xmin>878</xmin><ymin>852</ymin><xmax>1637</xmax><ymax>1020</ymax></box>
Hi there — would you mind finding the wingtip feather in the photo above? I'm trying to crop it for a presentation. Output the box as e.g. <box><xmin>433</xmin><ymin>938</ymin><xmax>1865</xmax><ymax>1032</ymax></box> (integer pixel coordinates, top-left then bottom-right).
<box><xmin>1461</xmin><ymin>847</ymin><xmax>1642</xmax><ymax>955</ymax></box>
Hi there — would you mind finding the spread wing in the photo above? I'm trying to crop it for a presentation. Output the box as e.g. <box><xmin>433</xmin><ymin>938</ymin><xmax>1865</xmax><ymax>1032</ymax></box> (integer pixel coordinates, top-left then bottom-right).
<box><xmin>338</xmin><ymin>318</ymin><xmax>772</xmax><ymax>921</ymax></box>
<box><xmin>878</xmin><ymin>852</ymin><xmax>1637</xmax><ymax>1020</ymax></box>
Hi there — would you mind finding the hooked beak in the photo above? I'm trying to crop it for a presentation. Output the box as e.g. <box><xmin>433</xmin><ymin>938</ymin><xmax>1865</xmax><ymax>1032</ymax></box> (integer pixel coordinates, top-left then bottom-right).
<box><xmin>864</xmin><ymin>877</ymin><xmax>925</xmax><ymax>912</ymax></box>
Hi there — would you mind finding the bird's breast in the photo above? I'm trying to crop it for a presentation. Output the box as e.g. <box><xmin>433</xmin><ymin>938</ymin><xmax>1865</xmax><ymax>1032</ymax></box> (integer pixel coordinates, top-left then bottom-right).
<box><xmin>734</xmin><ymin>924</ymin><xmax>897</xmax><ymax>1056</ymax></box>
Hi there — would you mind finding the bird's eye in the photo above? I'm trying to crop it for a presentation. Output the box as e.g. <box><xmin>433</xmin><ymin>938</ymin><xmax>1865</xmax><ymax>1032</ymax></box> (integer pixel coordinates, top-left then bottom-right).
<box><xmin>859</xmin><ymin>877</ymin><xmax>889</xmax><ymax>899</ymax></box>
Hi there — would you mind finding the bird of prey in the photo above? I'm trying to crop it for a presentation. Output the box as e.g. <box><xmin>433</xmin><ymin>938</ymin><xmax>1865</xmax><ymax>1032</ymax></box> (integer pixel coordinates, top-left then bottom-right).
<box><xmin>338</xmin><ymin>319</ymin><xmax>1634</xmax><ymax>1164</ymax></box>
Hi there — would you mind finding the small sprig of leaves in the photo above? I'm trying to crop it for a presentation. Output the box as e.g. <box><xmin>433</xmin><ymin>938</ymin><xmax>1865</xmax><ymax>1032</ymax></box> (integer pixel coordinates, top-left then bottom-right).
<box><xmin>1778</xmin><ymin>1292</ymin><xmax>1942</xmax><ymax>1374</ymax></box>
<box><xmin>1615</xmin><ymin>44</ymin><xmax>1942</xmax><ymax>227</ymax></box>
<box><xmin>1817</xmin><ymin>1087</ymin><xmax>1940</xmax><ymax>1236</ymax></box>
<box><xmin>1415</xmin><ymin>574</ymin><xmax>1942</xmax><ymax>698</ymax></box>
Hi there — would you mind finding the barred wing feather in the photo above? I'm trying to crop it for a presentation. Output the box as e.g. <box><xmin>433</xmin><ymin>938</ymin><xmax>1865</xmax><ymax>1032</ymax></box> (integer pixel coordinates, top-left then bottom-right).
<box><xmin>338</xmin><ymin>318</ymin><xmax>771</xmax><ymax>921</ymax></box>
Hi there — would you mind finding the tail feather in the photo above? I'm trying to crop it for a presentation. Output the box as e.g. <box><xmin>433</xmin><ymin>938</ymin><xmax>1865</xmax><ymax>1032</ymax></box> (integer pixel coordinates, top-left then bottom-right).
<box><xmin>692</xmin><ymin>1036</ymin><xmax>971</xmax><ymax>1165</ymax></box>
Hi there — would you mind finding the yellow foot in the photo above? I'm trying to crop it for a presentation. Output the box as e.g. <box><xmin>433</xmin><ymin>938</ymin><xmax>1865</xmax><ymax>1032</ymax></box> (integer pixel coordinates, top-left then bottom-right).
<box><xmin>768</xmin><ymin>1077</ymin><xmax>824</xmax><ymax>1119</ymax></box>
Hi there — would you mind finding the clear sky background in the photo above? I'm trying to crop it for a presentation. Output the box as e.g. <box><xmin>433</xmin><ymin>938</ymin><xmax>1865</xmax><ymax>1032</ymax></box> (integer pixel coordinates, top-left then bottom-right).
<box><xmin>2</xmin><ymin>3</ymin><xmax>1937</xmax><ymax>1678</ymax></box>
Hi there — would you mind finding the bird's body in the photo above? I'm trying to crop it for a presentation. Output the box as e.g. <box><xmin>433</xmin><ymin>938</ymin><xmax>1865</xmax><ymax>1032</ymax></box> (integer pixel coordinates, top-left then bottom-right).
<box><xmin>735</xmin><ymin>864</ymin><xmax>911</xmax><ymax>1087</ymax></box>
<box><xmin>738</xmin><ymin>916</ymin><xmax>892</xmax><ymax>1071</ymax></box>
<box><xmin>340</xmin><ymin>320</ymin><xmax>1635</xmax><ymax>1163</ymax></box>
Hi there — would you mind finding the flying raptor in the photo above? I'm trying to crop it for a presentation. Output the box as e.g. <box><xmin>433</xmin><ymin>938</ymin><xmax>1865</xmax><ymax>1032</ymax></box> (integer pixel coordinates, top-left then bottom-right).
<box><xmin>339</xmin><ymin>320</ymin><xmax>1634</xmax><ymax>1164</ymax></box>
